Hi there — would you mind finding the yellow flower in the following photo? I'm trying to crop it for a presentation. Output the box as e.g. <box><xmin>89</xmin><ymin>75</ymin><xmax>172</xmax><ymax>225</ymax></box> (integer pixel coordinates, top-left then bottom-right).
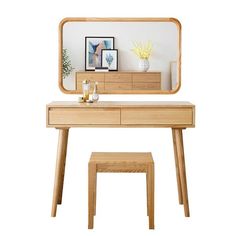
<box><xmin>131</xmin><ymin>41</ymin><xmax>152</xmax><ymax>59</ymax></box>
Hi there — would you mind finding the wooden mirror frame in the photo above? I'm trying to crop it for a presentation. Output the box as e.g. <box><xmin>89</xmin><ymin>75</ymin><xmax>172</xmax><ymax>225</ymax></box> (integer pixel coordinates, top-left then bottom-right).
<box><xmin>58</xmin><ymin>17</ymin><xmax>181</xmax><ymax>94</ymax></box>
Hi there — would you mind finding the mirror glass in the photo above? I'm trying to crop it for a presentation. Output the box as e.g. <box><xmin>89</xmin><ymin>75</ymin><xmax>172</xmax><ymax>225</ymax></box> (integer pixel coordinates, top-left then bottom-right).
<box><xmin>59</xmin><ymin>18</ymin><xmax>181</xmax><ymax>94</ymax></box>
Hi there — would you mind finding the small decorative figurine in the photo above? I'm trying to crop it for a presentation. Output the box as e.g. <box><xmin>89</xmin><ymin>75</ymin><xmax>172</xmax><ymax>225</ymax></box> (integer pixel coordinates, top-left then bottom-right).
<box><xmin>82</xmin><ymin>80</ymin><xmax>90</xmax><ymax>102</ymax></box>
<box><xmin>92</xmin><ymin>82</ymin><xmax>99</xmax><ymax>102</ymax></box>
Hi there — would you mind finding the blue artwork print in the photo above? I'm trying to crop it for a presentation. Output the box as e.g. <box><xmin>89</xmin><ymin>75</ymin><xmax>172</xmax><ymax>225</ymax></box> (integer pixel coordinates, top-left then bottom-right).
<box><xmin>87</xmin><ymin>39</ymin><xmax>112</xmax><ymax>68</ymax></box>
<box><xmin>105</xmin><ymin>53</ymin><xmax>114</xmax><ymax>67</ymax></box>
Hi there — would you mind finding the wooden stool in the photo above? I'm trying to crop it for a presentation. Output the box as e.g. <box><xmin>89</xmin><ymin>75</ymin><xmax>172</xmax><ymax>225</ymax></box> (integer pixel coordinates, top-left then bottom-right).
<box><xmin>88</xmin><ymin>152</ymin><xmax>155</xmax><ymax>229</ymax></box>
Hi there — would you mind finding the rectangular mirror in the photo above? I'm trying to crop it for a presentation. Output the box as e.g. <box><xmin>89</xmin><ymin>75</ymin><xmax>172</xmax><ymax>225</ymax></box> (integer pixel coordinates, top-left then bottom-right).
<box><xmin>59</xmin><ymin>18</ymin><xmax>181</xmax><ymax>94</ymax></box>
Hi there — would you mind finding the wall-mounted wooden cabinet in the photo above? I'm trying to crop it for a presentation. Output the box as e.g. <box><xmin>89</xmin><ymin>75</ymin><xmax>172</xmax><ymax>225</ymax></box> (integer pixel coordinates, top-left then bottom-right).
<box><xmin>75</xmin><ymin>71</ymin><xmax>161</xmax><ymax>94</ymax></box>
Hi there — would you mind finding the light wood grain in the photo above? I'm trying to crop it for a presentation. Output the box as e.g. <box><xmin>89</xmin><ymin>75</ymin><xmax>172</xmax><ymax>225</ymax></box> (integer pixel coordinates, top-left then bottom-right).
<box><xmin>58</xmin><ymin>17</ymin><xmax>181</xmax><ymax>94</ymax></box>
<box><xmin>76</xmin><ymin>72</ymin><xmax>104</xmax><ymax>82</ymax></box>
<box><xmin>88</xmin><ymin>152</ymin><xmax>155</xmax><ymax>229</ymax></box>
<box><xmin>48</xmin><ymin>108</ymin><xmax>121</xmax><ymax>125</ymax></box>
<box><xmin>173</xmin><ymin>128</ymin><xmax>190</xmax><ymax>217</ymax></box>
<box><xmin>90</xmin><ymin>152</ymin><xmax>153</xmax><ymax>163</ymax></box>
<box><xmin>76</xmin><ymin>71</ymin><xmax>161</xmax><ymax>93</ymax></box>
<box><xmin>57</xmin><ymin>129</ymin><xmax>69</xmax><ymax>204</ymax></box>
<box><xmin>76</xmin><ymin>72</ymin><xmax>105</xmax><ymax>92</ymax></box>
<box><xmin>132</xmin><ymin>73</ymin><xmax>161</xmax><ymax>83</ymax></box>
<box><xmin>47</xmin><ymin>101</ymin><xmax>194</xmax><ymax>108</ymax></box>
<box><xmin>146</xmin><ymin>173</ymin><xmax>149</xmax><ymax>216</ymax></box>
<box><xmin>47</xmin><ymin>102</ymin><xmax>195</xmax><ymax>128</ymax></box>
<box><xmin>47</xmin><ymin>101</ymin><xmax>194</xmax><ymax>219</ymax></box>
<box><xmin>105</xmin><ymin>82</ymin><xmax>132</xmax><ymax>90</ymax></box>
<box><xmin>88</xmin><ymin>162</ymin><xmax>96</xmax><ymax>229</ymax></box>
<box><xmin>76</xmin><ymin>82</ymin><xmax>105</xmax><ymax>93</ymax></box>
<box><xmin>147</xmin><ymin>163</ymin><xmax>155</xmax><ymax>229</ymax></box>
<box><xmin>51</xmin><ymin>129</ymin><xmax>69</xmax><ymax>217</ymax></box>
<box><xmin>172</xmin><ymin>128</ymin><xmax>183</xmax><ymax>204</ymax></box>
<box><xmin>121</xmin><ymin>108</ymin><xmax>193</xmax><ymax>125</ymax></box>
<box><xmin>133</xmin><ymin>82</ymin><xmax>161</xmax><ymax>90</ymax></box>
<box><xmin>105</xmin><ymin>73</ymin><xmax>132</xmax><ymax>83</ymax></box>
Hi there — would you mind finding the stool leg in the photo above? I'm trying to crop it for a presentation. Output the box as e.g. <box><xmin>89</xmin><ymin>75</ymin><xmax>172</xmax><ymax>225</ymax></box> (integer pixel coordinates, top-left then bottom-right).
<box><xmin>94</xmin><ymin>173</ymin><xmax>97</xmax><ymax>216</ymax></box>
<box><xmin>146</xmin><ymin>173</ymin><xmax>149</xmax><ymax>216</ymax></box>
<box><xmin>147</xmin><ymin>163</ymin><xmax>155</xmax><ymax>229</ymax></box>
<box><xmin>172</xmin><ymin>129</ymin><xmax>183</xmax><ymax>205</ymax></box>
<box><xmin>51</xmin><ymin>128</ymin><xmax>69</xmax><ymax>217</ymax></box>
<box><xmin>88</xmin><ymin>163</ymin><xmax>96</xmax><ymax>229</ymax></box>
<box><xmin>174</xmin><ymin>128</ymin><xmax>190</xmax><ymax>217</ymax></box>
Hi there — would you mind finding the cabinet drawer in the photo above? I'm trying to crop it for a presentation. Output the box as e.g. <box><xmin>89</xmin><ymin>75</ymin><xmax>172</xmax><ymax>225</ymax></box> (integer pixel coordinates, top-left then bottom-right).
<box><xmin>76</xmin><ymin>81</ymin><xmax>104</xmax><ymax>92</ymax></box>
<box><xmin>105</xmin><ymin>82</ymin><xmax>132</xmax><ymax>90</ymax></box>
<box><xmin>133</xmin><ymin>82</ymin><xmax>161</xmax><ymax>90</ymax></box>
<box><xmin>132</xmin><ymin>73</ymin><xmax>161</xmax><ymax>83</ymax></box>
<box><xmin>105</xmin><ymin>73</ymin><xmax>132</xmax><ymax>83</ymax></box>
<box><xmin>121</xmin><ymin>108</ymin><xmax>193</xmax><ymax>125</ymax></box>
<box><xmin>49</xmin><ymin>108</ymin><xmax>120</xmax><ymax>125</ymax></box>
<box><xmin>76</xmin><ymin>73</ymin><xmax>104</xmax><ymax>82</ymax></box>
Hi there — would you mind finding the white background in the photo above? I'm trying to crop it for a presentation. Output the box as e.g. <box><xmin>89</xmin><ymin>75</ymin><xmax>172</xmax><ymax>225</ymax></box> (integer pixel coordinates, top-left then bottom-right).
<box><xmin>0</xmin><ymin>0</ymin><xmax>236</xmax><ymax>236</ymax></box>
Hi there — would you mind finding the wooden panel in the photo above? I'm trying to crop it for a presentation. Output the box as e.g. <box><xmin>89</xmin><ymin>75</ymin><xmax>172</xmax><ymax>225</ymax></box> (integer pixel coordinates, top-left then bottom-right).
<box><xmin>132</xmin><ymin>73</ymin><xmax>161</xmax><ymax>83</ymax></box>
<box><xmin>105</xmin><ymin>83</ymin><xmax>132</xmax><ymax>90</ymax></box>
<box><xmin>47</xmin><ymin>101</ymin><xmax>194</xmax><ymax>107</ymax></box>
<box><xmin>47</xmin><ymin>102</ymin><xmax>195</xmax><ymax>128</ymax></box>
<box><xmin>133</xmin><ymin>82</ymin><xmax>161</xmax><ymax>90</ymax></box>
<box><xmin>90</xmin><ymin>152</ymin><xmax>153</xmax><ymax>163</ymax></box>
<box><xmin>121</xmin><ymin>108</ymin><xmax>193</xmax><ymax>125</ymax></box>
<box><xmin>76</xmin><ymin>73</ymin><xmax>105</xmax><ymax>93</ymax></box>
<box><xmin>76</xmin><ymin>81</ymin><xmax>104</xmax><ymax>92</ymax></box>
<box><xmin>76</xmin><ymin>72</ymin><xmax>162</xmax><ymax>93</ymax></box>
<box><xmin>105</xmin><ymin>73</ymin><xmax>132</xmax><ymax>83</ymax></box>
<box><xmin>76</xmin><ymin>72</ymin><xmax>104</xmax><ymax>82</ymax></box>
<box><xmin>49</xmin><ymin>108</ymin><xmax>120</xmax><ymax>125</ymax></box>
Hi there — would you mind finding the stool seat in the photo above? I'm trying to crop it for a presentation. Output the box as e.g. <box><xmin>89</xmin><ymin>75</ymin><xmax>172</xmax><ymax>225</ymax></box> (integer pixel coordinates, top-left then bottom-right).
<box><xmin>88</xmin><ymin>152</ymin><xmax>155</xmax><ymax>229</ymax></box>
<box><xmin>90</xmin><ymin>152</ymin><xmax>154</xmax><ymax>172</ymax></box>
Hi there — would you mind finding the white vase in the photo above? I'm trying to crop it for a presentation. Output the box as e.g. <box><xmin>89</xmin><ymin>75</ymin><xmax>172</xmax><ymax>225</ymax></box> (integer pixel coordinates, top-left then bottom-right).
<box><xmin>139</xmin><ymin>59</ymin><xmax>150</xmax><ymax>72</ymax></box>
<box><xmin>92</xmin><ymin>82</ymin><xmax>99</xmax><ymax>102</ymax></box>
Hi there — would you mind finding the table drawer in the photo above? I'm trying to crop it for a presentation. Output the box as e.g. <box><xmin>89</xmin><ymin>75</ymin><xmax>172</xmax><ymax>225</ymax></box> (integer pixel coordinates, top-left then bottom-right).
<box><xmin>49</xmin><ymin>108</ymin><xmax>120</xmax><ymax>125</ymax></box>
<box><xmin>121</xmin><ymin>108</ymin><xmax>193</xmax><ymax>125</ymax></box>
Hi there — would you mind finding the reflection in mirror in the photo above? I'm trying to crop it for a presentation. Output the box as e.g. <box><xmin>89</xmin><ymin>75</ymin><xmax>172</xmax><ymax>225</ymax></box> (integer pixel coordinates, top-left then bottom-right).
<box><xmin>59</xmin><ymin>18</ymin><xmax>181</xmax><ymax>94</ymax></box>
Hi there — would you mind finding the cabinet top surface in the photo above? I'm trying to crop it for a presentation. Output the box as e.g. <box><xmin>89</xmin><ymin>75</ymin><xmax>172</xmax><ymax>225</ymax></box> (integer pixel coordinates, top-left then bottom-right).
<box><xmin>76</xmin><ymin>71</ymin><xmax>161</xmax><ymax>74</ymax></box>
<box><xmin>47</xmin><ymin>101</ymin><xmax>194</xmax><ymax>108</ymax></box>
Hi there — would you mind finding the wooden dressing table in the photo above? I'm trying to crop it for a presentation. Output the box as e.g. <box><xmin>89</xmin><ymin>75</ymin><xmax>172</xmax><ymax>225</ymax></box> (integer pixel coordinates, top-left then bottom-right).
<box><xmin>49</xmin><ymin>17</ymin><xmax>195</xmax><ymax>222</ymax></box>
<box><xmin>46</xmin><ymin>101</ymin><xmax>195</xmax><ymax>217</ymax></box>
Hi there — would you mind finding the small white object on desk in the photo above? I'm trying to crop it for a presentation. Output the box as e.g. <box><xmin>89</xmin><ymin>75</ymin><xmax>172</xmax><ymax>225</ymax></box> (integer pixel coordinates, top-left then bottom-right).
<box><xmin>92</xmin><ymin>82</ymin><xmax>99</xmax><ymax>102</ymax></box>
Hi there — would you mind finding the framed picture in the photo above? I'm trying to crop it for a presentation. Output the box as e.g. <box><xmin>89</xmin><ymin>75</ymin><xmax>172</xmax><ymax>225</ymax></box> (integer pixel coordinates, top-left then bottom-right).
<box><xmin>101</xmin><ymin>49</ymin><xmax>118</xmax><ymax>71</ymax></box>
<box><xmin>85</xmin><ymin>37</ymin><xmax>114</xmax><ymax>71</ymax></box>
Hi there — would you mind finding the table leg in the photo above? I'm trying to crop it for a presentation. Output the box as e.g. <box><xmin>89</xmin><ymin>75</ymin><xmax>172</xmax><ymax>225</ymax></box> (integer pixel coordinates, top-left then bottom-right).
<box><xmin>173</xmin><ymin>128</ymin><xmax>190</xmax><ymax>217</ymax></box>
<box><xmin>172</xmin><ymin>129</ymin><xmax>183</xmax><ymax>205</ymax></box>
<box><xmin>57</xmin><ymin>129</ymin><xmax>69</xmax><ymax>205</ymax></box>
<box><xmin>51</xmin><ymin>128</ymin><xmax>69</xmax><ymax>217</ymax></box>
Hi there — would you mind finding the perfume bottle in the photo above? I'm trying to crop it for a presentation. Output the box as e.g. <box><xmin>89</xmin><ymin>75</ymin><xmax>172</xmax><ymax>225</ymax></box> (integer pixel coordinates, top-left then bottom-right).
<box><xmin>82</xmin><ymin>80</ymin><xmax>90</xmax><ymax>102</ymax></box>
<box><xmin>92</xmin><ymin>82</ymin><xmax>99</xmax><ymax>102</ymax></box>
